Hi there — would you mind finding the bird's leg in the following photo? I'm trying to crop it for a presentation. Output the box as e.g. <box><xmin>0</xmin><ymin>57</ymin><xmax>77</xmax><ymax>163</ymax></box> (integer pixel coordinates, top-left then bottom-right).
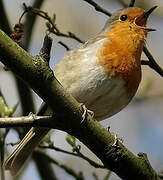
<box><xmin>80</xmin><ymin>103</ymin><xmax>94</xmax><ymax>124</ymax></box>
<box><xmin>111</xmin><ymin>133</ymin><xmax>123</xmax><ymax>147</ymax></box>
<box><xmin>111</xmin><ymin>133</ymin><xmax>118</xmax><ymax>147</ymax></box>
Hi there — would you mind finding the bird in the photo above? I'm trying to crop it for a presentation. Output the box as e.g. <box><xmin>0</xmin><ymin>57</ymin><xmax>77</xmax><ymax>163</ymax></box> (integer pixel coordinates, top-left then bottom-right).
<box><xmin>4</xmin><ymin>6</ymin><xmax>157</xmax><ymax>175</ymax></box>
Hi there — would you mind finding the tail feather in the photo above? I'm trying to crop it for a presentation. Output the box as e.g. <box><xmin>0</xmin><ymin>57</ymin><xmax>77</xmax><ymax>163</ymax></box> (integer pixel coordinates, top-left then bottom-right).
<box><xmin>4</xmin><ymin>127</ymin><xmax>49</xmax><ymax>176</ymax></box>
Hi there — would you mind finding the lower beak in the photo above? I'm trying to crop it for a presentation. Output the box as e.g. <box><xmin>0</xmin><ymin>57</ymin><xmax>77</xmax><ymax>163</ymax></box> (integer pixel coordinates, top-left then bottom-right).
<box><xmin>135</xmin><ymin>6</ymin><xmax>157</xmax><ymax>31</ymax></box>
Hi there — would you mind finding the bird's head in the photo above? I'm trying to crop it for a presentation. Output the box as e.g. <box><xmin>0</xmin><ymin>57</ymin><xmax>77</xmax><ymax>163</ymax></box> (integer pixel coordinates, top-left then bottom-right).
<box><xmin>103</xmin><ymin>6</ymin><xmax>157</xmax><ymax>37</ymax></box>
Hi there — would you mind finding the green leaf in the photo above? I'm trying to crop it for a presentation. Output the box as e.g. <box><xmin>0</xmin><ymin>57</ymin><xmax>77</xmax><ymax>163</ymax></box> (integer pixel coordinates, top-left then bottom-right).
<box><xmin>40</xmin><ymin>132</ymin><xmax>52</xmax><ymax>145</ymax></box>
<box><xmin>10</xmin><ymin>102</ymin><xmax>19</xmax><ymax>116</ymax></box>
<box><xmin>66</xmin><ymin>134</ymin><xmax>76</xmax><ymax>147</ymax></box>
<box><xmin>0</xmin><ymin>89</ymin><xmax>18</xmax><ymax>117</ymax></box>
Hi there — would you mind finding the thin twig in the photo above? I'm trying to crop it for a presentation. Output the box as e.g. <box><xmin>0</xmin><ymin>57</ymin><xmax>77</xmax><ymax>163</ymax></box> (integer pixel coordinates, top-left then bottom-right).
<box><xmin>39</xmin><ymin>144</ymin><xmax>105</xmax><ymax>169</ymax></box>
<box><xmin>0</xmin><ymin>114</ymin><xmax>52</xmax><ymax>128</ymax></box>
<box><xmin>6</xmin><ymin>141</ymin><xmax>20</xmax><ymax>146</ymax></box>
<box><xmin>129</xmin><ymin>0</ymin><xmax>136</xmax><ymax>7</ymax></box>
<box><xmin>142</xmin><ymin>47</ymin><xmax>163</xmax><ymax>77</ymax></box>
<box><xmin>82</xmin><ymin>0</ymin><xmax>111</xmax><ymax>16</ymax></box>
<box><xmin>35</xmin><ymin>150</ymin><xmax>85</xmax><ymax>180</ymax></box>
<box><xmin>58</xmin><ymin>41</ymin><xmax>71</xmax><ymax>51</ymax></box>
<box><xmin>23</xmin><ymin>4</ymin><xmax>84</xmax><ymax>43</ymax></box>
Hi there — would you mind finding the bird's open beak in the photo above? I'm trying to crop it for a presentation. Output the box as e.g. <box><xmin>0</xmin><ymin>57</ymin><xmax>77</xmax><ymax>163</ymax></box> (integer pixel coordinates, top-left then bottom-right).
<box><xmin>135</xmin><ymin>6</ymin><xmax>157</xmax><ymax>31</ymax></box>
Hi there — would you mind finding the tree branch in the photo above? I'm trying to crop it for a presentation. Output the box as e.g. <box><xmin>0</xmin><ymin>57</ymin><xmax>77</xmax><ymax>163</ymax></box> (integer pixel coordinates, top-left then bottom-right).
<box><xmin>58</xmin><ymin>41</ymin><xmax>71</xmax><ymax>51</ymax></box>
<box><xmin>0</xmin><ymin>0</ymin><xmax>36</xmax><ymax>116</ymax></box>
<box><xmin>0</xmin><ymin>31</ymin><xmax>161</xmax><ymax>180</ymax></box>
<box><xmin>129</xmin><ymin>0</ymin><xmax>136</xmax><ymax>7</ymax></box>
<box><xmin>39</xmin><ymin>144</ymin><xmax>105</xmax><ymax>169</ymax></box>
<box><xmin>32</xmin><ymin>151</ymin><xmax>58</xmax><ymax>180</ymax></box>
<box><xmin>82</xmin><ymin>0</ymin><xmax>111</xmax><ymax>16</ymax></box>
<box><xmin>0</xmin><ymin>114</ymin><xmax>52</xmax><ymax>128</ymax></box>
<box><xmin>14</xmin><ymin>0</ymin><xmax>45</xmax><ymax>116</ymax></box>
<box><xmin>21</xmin><ymin>1</ymin><xmax>58</xmax><ymax>178</ymax></box>
<box><xmin>142</xmin><ymin>47</ymin><xmax>163</xmax><ymax>77</ymax></box>
<box><xmin>34</xmin><ymin>150</ymin><xmax>85</xmax><ymax>180</ymax></box>
<box><xmin>23</xmin><ymin>3</ymin><xmax>84</xmax><ymax>43</ymax></box>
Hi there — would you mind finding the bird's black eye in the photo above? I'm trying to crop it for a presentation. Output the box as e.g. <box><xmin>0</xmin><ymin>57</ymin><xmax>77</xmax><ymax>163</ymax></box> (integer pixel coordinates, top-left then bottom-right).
<box><xmin>120</xmin><ymin>14</ymin><xmax>128</xmax><ymax>21</ymax></box>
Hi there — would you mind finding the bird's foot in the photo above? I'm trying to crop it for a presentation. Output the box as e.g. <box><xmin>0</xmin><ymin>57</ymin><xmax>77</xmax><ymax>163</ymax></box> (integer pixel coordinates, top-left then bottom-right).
<box><xmin>111</xmin><ymin>133</ymin><xmax>123</xmax><ymax>147</ymax></box>
<box><xmin>80</xmin><ymin>103</ymin><xmax>94</xmax><ymax>124</ymax></box>
<box><xmin>111</xmin><ymin>133</ymin><xmax>118</xmax><ymax>147</ymax></box>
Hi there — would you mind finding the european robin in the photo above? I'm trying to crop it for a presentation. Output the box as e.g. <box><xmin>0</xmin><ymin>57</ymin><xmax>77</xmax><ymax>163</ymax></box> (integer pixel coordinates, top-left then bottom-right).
<box><xmin>4</xmin><ymin>6</ymin><xmax>156</xmax><ymax>175</ymax></box>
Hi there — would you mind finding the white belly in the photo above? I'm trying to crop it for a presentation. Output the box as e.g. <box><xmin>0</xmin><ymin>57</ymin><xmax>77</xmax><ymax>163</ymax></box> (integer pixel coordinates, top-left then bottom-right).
<box><xmin>54</xmin><ymin>44</ymin><xmax>132</xmax><ymax>121</ymax></box>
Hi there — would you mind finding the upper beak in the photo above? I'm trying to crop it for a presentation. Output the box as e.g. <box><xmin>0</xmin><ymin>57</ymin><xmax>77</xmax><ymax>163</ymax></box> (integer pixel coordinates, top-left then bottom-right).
<box><xmin>135</xmin><ymin>6</ymin><xmax>157</xmax><ymax>31</ymax></box>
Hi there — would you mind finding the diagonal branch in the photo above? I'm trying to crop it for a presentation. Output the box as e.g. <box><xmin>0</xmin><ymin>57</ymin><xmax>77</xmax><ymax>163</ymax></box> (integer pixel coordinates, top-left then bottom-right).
<box><xmin>142</xmin><ymin>47</ymin><xmax>163</xmax><ymax>77</ymax></box>
<box><xmin>82</xmin><ymin>0</ymin><xmax>111</xmax><ymax>16</ymax></box>
<box><xmin>129</xmin><ymin>0</ymin><xmax>136</xmax><ymax>7</ymax></box>
<box><xmin>34</xmin><ymin>150</ymin><xmax>85</xmax><ymax>180</ymax></box>
<box><xmin>39</xmin><ymin>144</ymin><xmax>105</xmax><ymax>169</ymax></box>
<box><xmin>0</xmin><ymin>31</ymin><xmax>161</xmax><ymax>180</ymax></box>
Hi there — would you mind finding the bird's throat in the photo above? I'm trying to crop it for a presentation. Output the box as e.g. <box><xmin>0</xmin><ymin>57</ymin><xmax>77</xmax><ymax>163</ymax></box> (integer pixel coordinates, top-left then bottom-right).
<box><xmin>96</xmin><ymin>27</ymin><xmax>145</xmax><ymax>94</ymax></box>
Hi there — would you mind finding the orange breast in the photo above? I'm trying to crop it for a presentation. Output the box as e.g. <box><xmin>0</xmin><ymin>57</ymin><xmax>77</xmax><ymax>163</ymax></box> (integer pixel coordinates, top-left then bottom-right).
<box><xmin>96</xmin><ymin>24</ymin><xmax>146</xmax><ymax>94</ymax></box>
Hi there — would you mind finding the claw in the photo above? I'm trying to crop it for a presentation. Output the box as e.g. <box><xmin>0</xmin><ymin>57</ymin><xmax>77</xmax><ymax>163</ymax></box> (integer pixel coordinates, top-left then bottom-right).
<box><xmin>112</xmin><ymin>133</ymin><xmax>118</xmax><ymax>147</ymax></box>
<box><xmin>80</xmin><ymin>103</ymin><xmax>94</xmax><ymax>124</ymax></box>
<box><xmin>111</xmin><ymin>133</ymin><xmax>123</xmax><ymax>147</ymax></box>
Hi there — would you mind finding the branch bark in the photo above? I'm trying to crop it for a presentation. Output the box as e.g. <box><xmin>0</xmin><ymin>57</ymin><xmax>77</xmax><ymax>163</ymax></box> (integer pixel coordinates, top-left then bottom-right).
<box><xmin>0</xmin><ymin>114</ymin><xmax>51</xmax><ymax>128</ymax></box>
<box><xmin>0</xmin><ymin>30</ymin><xmax>161</xmax><ymax>180</ymax></box>
<box><xmin>0</xmin><ymin>0</ymin><xmax>35</xmax><ymax>115</ymax></box>
<box><xmin>15</xmin><ymin>0</ymin><xmax>45</xmax><ymax>115</ymax></box>
<box><xmin>0</xmin><ymin>2</ymin><xmax>57</xmax><ymax>179</ymax></box>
